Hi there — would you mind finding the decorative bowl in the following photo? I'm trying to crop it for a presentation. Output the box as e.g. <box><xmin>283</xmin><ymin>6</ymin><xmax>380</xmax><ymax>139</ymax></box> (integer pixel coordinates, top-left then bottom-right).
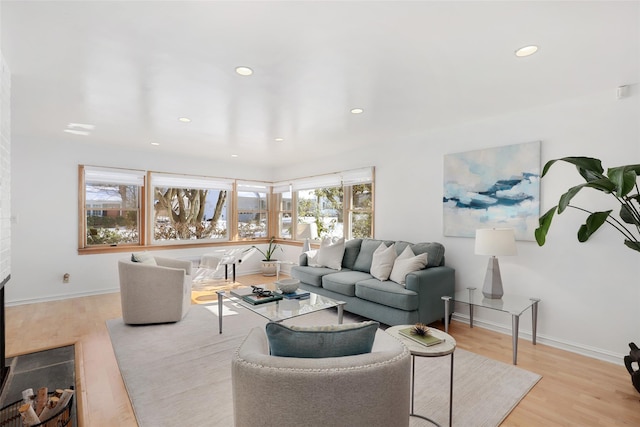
<box><xmin>275</xmin><ymin>278</ymin><xmax>300</xmax><ymax>294</ymax></box>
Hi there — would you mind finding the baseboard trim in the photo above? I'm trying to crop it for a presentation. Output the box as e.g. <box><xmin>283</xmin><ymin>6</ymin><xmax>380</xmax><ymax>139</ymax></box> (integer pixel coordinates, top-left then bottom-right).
<box><xmin>451</xmin><ymin>313</ymin><xmax>624</xmax><ymax>366</ymax></box>
<box><xmin>6</xmin><ymin>288</ymin><xmax>121</xmax><ymax>307</ymax></box>
<box><xmin>5</xmin><ymin>268</ymin><xmax>279</xmax><ymax>307</ymax></box>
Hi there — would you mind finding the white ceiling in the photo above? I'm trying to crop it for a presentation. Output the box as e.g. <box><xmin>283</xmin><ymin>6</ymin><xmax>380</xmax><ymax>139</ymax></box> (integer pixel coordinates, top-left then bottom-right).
<box><xmin>1</xmin><ymin>1</ymin><xmax>639</xmax><ymax>168</ymax></box>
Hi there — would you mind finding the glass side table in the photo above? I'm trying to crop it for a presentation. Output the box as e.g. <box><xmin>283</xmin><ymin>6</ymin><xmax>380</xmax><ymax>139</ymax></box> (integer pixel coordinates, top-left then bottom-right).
<box><xmin>442</xmin><ymin>287</ymin><xmax>540</xmax><ymax>365</ymax></box>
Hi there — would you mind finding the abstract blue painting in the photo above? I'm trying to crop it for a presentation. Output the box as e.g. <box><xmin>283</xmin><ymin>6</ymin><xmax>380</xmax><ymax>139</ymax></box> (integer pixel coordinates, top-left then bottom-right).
<box><xmin>443</xmin><ymin>141</ymin><xmax>540</xmax><ymax>241</ymax></box>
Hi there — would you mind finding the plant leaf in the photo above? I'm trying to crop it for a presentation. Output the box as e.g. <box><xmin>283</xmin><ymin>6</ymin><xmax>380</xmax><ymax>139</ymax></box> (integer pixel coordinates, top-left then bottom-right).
<box><xmin>557</xmin><ymin>179</ymin><xmax>617</xmax><ymax>214</ymax></box>
<box><xmin>535</xmin><ymin>206</ymin><xmax>557</xmax><ymax>246</ymax></box>
<box><xmin>577</xmin><ymin>210</ymin><xmax>611</xmax><ymax>242</ymax></box>
<box><xmin>541</xmin><ymin>157</ymin><xmax>604</xmax><ymax>179</ymax></box>
<box><xmin>620</xmin><ymin>203</ymin><xmax>640</xmax><ymax>225</ymax></box>
<box><xmin>624</xmin><ymin>240</ymin><xmax>640</xmax><ymax>253</ymax></box>
<box><xmin>608</xmin><ymin>166</ymin><xmax>638</xmax><ymax>197</ymax></box>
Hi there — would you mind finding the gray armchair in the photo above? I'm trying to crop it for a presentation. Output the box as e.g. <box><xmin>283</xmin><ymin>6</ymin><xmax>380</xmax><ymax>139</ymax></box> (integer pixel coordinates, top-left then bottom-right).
<box><xmin>232</xmin><ymin>326</ymin><xmax>411</xmax><ymax>427</ymax></box>
<box><xmin>118</xmin><ymin>256</ymin><xmax>192</xmax><ymax>325</ymax></box>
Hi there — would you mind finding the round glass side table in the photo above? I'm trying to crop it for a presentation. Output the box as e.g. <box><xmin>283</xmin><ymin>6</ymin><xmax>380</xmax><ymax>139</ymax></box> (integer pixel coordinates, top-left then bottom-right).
<box><xmin>386</xmin><ymin>325</ymin><xmax>456</xmax><ymax>427</ymax></box>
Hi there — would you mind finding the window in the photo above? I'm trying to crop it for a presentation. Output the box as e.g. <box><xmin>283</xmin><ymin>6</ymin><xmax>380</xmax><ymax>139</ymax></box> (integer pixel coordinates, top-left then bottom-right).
<box><xmin>82</xmin><ymin>166</ymin><xmax>145</xmax><ymax>247</ymax></box>
<box><xmin>150</xmin><ymin>173</ymin><xmax>233</xmax><ymax>243</ymax></box>
<box><xmin>296</xmin><ymin>185</ymin><xmax>344</xmax><ymax>240</ymax></box>
<box><xmin>237</xmin><ymin>182</ymin><xmax>269</xmax><ymax>240</ymax></box>
<box><xmin>79</xmin><ymin>165</ymin><xmax>374</xmax><ymax>251</ymax></box>
<box><xmin>278</xmin><ymin>167</ymin><xmax>374</xmax><ymax>241</ymax></box>
<box><xmin>273</xmin><ymin>183</ymin><xmax>293</xmax><ymax>239</ymax></box>
<box><xmin>348</xmin><ymin>183</ymin><xmax>373</xmax><ymax>238</ymax></box>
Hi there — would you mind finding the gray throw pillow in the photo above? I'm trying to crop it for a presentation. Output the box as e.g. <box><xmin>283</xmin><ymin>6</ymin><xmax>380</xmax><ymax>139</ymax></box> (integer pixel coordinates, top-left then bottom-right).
<box><xmin>265</xmin><ymin>321</ymin><xmax>379</xmax><ymax>358</ymax></box>
<box><xmin>353</xmin><ymin>239</ymin><xmax>384</xmax><ymax>272</ymax></box>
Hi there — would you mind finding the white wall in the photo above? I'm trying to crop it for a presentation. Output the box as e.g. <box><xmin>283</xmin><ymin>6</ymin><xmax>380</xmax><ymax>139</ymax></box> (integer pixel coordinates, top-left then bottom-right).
<box><xmin>10</xmin><ymin>86</ymin><xmax>639</xmax><ymax>364</ymax></box>
<box><xmin>276</xmin><ymin>87</ymin><xmax>640</xmax><ymax>364</ymax></box>
<box><xmin>9</xmin><ymin>138</ymin><xmax>273</xmax><ymax>303</ymax></box>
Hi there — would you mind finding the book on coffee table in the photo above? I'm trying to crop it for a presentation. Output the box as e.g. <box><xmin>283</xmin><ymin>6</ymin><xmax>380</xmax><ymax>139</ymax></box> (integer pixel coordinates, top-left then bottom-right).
<box><xmin>398</xmin><ymin>327</ymin><xmax>444</xmax><ymax>347</ymax></box>
<box><xmin>241</xmin><ymin>293</ymin><xmax>283</xmax><ymax>305</ymax></box>
<box><xmin>278</xmin><ymin>289</ymin><xmax>311</xmax><ymax>300</ymax></box>
<box><xmin>230</xmin><ymin>287</ymin><xmax>254</xmax><ymax>298</ymax></box>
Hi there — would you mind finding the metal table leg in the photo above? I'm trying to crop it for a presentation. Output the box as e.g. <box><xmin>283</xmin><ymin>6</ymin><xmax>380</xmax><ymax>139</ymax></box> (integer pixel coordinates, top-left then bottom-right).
<box><xmin>337</xmin><ymin>302</ymin><xmax>345</xmax><ymax>324</ymax></box>
<box><xmin>531</xmin><ymin>298</ymin><xmax>540</xmax><ymax>345</ymax></box>
<box><xmin>409</xmin><ymin>352</ymin><xmax>454</xmax><ymax>427</ymax></box>
<box><xmin>216</xmin><ymin>290</ymin><xmax>224</xmax><ymax>334</ymax></box>
<box><xmin>512</xmin><ymin>314</ymin><xmax>519</xmax><ymax>365</ymax></box>
<box><xmin>449</xmin><ymin>352</ymin><xmax>454</xmax><ymax>427</ymax></box>
<box><xmin>442</xmin><ymin>296</ymin><xmax>451</xmax><ymax>333</ymax></box>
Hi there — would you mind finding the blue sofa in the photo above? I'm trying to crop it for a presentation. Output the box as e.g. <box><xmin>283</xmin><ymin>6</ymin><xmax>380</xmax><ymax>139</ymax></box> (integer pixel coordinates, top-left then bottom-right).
<box><xmin>291</xmin><ymin>238</ymin><xmax>455</xmax><ymax>326</ymax></box>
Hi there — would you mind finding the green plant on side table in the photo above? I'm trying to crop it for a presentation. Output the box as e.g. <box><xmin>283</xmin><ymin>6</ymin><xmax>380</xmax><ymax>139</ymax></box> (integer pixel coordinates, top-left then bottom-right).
<box><xmin>252</xmin><ymin>237</ymin><xmax>284</xmax><ymax>276</ymax></box>
<box><xmin>535</xmin><ymin>156</ymin><xmax>640</xmax><ymax>252</ymax></box>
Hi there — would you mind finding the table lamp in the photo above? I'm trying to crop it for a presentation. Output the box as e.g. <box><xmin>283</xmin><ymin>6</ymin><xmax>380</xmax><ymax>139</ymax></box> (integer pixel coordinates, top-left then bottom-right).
<box><xmin>475</xmin><ymin>228</ymin><xmax>517</xmax><ymax>299</ymax></box>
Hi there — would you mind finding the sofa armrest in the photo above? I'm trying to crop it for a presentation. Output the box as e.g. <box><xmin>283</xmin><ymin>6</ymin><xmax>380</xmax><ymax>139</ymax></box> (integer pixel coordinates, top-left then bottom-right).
<box><xmin>405</xmin><ymin>266</ymin><xmax>455</xmax><ymax>325</ymax></box>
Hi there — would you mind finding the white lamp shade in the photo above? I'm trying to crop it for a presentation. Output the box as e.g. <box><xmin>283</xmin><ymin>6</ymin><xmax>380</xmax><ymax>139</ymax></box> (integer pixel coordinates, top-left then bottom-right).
<box><xmin>475</xmin><ymin>228</ymin><xmax>517</xmax><ymax>256</ymax></box>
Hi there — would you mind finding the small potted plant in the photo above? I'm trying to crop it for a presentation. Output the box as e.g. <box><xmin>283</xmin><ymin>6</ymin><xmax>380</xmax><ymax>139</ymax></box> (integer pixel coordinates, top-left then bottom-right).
<box><xmin>252</xmin><ymin>237</ymin><xmax>283</xmax><ymax>276</ymax></box>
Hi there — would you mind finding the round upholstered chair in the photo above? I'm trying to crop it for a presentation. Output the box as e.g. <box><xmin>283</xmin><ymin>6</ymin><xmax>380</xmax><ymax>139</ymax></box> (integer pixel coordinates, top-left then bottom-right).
<box><xmin>232</xmin><ymin>325</ymin><xmax>411</xmax><ymax>427</ymax></box>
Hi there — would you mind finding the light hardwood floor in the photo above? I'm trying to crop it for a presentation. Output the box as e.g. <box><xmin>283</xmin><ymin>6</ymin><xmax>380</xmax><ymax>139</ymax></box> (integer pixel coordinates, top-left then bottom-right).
<box><xmin>5</xmin><ymin>274</ymin><xmax>640</xmax><ymax>426</ymax></box>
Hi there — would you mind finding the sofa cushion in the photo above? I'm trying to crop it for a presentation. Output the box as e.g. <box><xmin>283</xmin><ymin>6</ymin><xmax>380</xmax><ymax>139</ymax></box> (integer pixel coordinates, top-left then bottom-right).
<box><xmin>390</xmin><ymin>246</ymin><xmax>428</xmax><ymax>285</ymax></box>
<box><xmin>355</xmin><ymin>279</ymin><xmax>419</xmax><ymax>311</ymax></box>
<box><xmin>322</xmin><ymin>271</ymin><xmax>373</xmax><ymax>297</ymax></box>
<box><xmin>353</xmin><ymin>239</ymin><xmax>392</xmax><ymax>273</ymax></box>
<box><xmin>291</xmin><ymin>266</ymin><xmax>341</xmax><ymax>288</ymax></box>
<box><xmin>342</xmin><ymin>238</ymin><xmax>362</xmax><ymax>270</ymax></box>
<box><xmin>317</xmin><ymin>237</ymin><xmax>345</xmax><ymax>270</ymax></box>
<box><xmin>265</xmin><ymin>321</ymin><xmax>379</xmax><ymax>358</ymax></box>
<box><xmin>370</xmin><ymin>243</ymin><xmax>397</xmax><ymax>281</ymax></box>
<box><xmin>411</xmin><ymin>242</ymin><xmax>445</xmax><ymax>267</ymax></box>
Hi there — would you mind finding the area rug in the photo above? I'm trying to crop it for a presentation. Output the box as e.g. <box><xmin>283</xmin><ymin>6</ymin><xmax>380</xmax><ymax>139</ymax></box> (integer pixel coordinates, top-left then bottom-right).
<box><xmin>106</xmin><ymin>304</ymin><xmax>540</xmax><ymax>427</ymax></box>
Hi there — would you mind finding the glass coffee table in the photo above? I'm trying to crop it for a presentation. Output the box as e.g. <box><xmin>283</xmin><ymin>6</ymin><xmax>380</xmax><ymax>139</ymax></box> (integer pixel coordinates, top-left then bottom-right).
<box><xmin>216</xmin><ymin>286</ymin><xmax>345</xmax><ymax>333</ymax></box>
<box><xmin>442</xmin><ymin>287</ymin><xmax>540</xmax><ymax>365</ymax></box>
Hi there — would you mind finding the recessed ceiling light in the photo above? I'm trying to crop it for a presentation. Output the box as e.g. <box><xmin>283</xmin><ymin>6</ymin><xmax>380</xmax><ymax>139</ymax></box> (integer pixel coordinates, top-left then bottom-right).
<box><xmin>150</xmin><ymin>142</ymin><xmax>160</xmax><ymax>146</ymax></box>
<box><xmin>67</xmin><ymin>123</ymin><xmax>95</xmax><ymax>130</ymax></box>
<box><xmin>515</xmin><ymin>45</ymin><xmax>539</xmax><ymax>57</ymax></box>
<box><xmin>231</xmin><ymin>154</ymin><xmax>239</xmax><ymax>158</ymax></box>
<box><xmin>178</xmin><ymin>117</ymin><xmax>191</xmax><ymax>123</ymax></box>
<box><xmin>350</xmin><ymin>108</ymin><xmax>364</xmax><ymax>114</ymax></box>
<box><xmin>235</xmin><ymin>66</ymin><xmax>253</xmax><ymax>76</ymax></box>
<box><xmin>63</xmin><ymin>129</ymin><xmax>90</xmax><ymax>136</ymax></box>
<box><xmin>274</xmin><ymin>137</ymin><xmax>284</xmax><ymax>142</ymax></box>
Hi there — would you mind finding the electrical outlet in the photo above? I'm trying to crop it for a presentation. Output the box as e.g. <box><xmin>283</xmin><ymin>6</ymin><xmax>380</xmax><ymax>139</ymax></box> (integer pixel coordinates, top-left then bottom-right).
<box><xmin>63</xmin><ymin>273</ymin><xmax>70</xmax><ymax>283</ymax></box>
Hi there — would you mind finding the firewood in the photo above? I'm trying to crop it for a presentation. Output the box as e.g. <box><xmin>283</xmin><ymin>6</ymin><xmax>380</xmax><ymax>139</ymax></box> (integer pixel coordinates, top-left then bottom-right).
<box><xmin>18</xmin><ymin>403</ymin><xmax>40</xmax><ymax>426</ymax></box>
<box><xmin>35</xmin><ymin>387</ymin><xmax>48</xmax><ymax>416</ymax></box>
<box><xmin>37</xmin><ymin>396</ymin><xmax>60</xmax><ymax>423</ymax></box>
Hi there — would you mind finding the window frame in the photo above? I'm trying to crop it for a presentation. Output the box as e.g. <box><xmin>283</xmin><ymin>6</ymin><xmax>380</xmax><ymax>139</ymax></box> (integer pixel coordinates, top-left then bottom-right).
<box><xmin>235</xmin><ymin>181</ymin><xmax>271</xmax><ymax>241</ymax></box>
<box><xmin>275</xmin><ymin>167</ymin><xmax>375</xmax><ymax>242</ymax></box>
<box><xmin>78</xmin><ymin>165</ymin><xmax>374</xmax><ymax>254</ymax></box>
<box><xmin>78</xmin><ymin>165</ymin><xmax>146</xmax><ymax>250</ymax></box>
<box><xmin>148</xmin><ymin>172</ymin><xmax>233</xmax><ymax>245</ymax></box>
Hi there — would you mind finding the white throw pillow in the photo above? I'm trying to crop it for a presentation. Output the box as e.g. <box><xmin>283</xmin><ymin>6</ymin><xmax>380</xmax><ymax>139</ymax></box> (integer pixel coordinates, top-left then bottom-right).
<box><xmin>131</xmin><ymin>251</ymin><xmax>157</xmax><ymax>265</ymax></box>
<box><xmin>370</xmin><ymin>243</ymin><xmax>397</xmax><ymax>281</ymax></box>
<box><xmin>317</xmin><ymin>237</ymin><xmax>345</xmax><ymax>270</ymax></box>
<box><xmin>389</xmin><ymin>246</ymin><xmax>428</xmax><ymax>285</ymax></box>
<box><xmin>305</xmin><ymin>250</ymin><xmax>321</xmax><ymax>267</ymax></box>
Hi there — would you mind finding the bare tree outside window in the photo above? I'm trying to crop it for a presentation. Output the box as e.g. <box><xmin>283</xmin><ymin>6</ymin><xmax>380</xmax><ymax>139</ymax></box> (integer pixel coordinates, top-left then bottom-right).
<box><xmin>154</xmin><ymin>188</ymin><xmax>227</xmax><ymax>240</ymax></box>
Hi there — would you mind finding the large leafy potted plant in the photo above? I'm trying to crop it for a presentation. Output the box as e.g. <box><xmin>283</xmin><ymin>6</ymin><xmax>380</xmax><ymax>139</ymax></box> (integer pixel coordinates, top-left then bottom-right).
<box><xmin>252</xmin><ymin>237</ymin><xmax>283</xmax><ymax>276</ymax></box>
<box><xmin>535</xmin><ymin>156</ymin><xmax>640</xmax><ymax>252</ymax></box>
